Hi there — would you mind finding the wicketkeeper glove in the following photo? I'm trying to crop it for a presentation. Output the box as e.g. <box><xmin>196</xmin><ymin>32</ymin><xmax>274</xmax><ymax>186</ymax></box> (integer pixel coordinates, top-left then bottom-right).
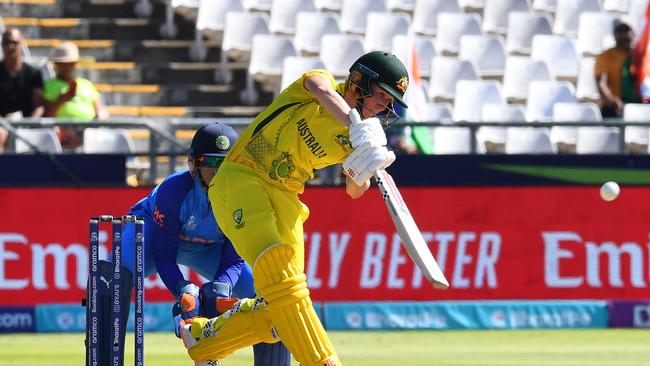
<box><xmin>179</xmin><ymin>281</ymin><xmax>201</xmax><ymax>318</ymax></box>
<box><xmin>200</xmin><ymin>281</ymin><xmax>239</xmax><ymax>318</ymax></box>
<box><xmin>348</xmin><ymin>109</ymin><xmax>387</xmax><ymax>148</ymax></box>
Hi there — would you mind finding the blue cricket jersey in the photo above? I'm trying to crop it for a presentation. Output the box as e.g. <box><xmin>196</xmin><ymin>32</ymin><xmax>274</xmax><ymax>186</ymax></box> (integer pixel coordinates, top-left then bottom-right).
<box><xmin>130</xmin><ymin>170</ymin><xmax>244</xmax><ymax>296</ymax></box>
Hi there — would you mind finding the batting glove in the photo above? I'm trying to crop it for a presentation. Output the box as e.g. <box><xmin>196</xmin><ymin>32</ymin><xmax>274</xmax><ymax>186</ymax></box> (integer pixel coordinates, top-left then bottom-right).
<box><xmin>343</xmin><ymin>142</ymin><xmax>396</xmax><ymax>186</ymax></box>
<box><xmin>348</xmin><ymin>109</ymin><xmax>387</xmax><ymax>148</ymax></box>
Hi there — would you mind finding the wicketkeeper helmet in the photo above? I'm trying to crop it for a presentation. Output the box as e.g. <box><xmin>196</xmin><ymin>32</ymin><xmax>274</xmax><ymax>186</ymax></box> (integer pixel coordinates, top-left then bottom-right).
<box><xmin>188</xmin><ymin>122</ymin><xmax>238</xmax><ymax>167</ymax></box>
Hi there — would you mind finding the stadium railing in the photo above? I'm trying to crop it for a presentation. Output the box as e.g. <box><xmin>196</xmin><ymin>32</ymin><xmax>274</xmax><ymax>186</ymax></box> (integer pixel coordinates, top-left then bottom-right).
<box><xmin>2</xmin><ymin>117</ymin><xmax>650</xmax><ymax>185</ymax></box>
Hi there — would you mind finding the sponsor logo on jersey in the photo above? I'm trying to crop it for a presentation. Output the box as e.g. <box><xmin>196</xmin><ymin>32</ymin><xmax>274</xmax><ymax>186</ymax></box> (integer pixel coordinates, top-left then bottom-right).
<box><xmin>233</xmin><ymin>209</ymin><xmax>245</xmax><ymax>229</ymax></box>
<box><xmin>153</xmin><ymin>206</ymin><xmax>165</xmax><ymax>228</ymax></box>
<box><xmin>183</xmin><ymin>215</ymin><xmax>197</xmax><ymax>231</ymax></box>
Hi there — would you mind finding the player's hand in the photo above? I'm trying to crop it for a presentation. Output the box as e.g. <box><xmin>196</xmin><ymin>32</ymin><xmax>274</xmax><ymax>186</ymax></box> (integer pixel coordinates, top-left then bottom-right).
<box><xmin>178</xmin><ymin>281</ymin><xmax>201</xmax><ymax>320</ymax></box>
<box><xmin>348</xmin><ymin>109</ymin><xmax>387</xmax><ymax>148</ymax></box>
<box><xmin>343</xmin><ymin>142</ymin><xmax>396</xmax><ymax>186</ymax></box>
<box><xmin>199</xmin><ymin>281</ymin><xmax>236</xmax><ymax>317</ymax></box>
<box><xmin>172</xmin><ymin>302</ymin><xmax>191</xmax><ymax>338</ymax></box>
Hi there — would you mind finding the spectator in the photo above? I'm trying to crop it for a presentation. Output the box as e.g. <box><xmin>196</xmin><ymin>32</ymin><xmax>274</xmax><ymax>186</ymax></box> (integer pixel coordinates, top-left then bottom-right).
<box><xmin>595</xmin><ymin>21</ymin><xmax>641</xmax><ymax>118</ymax></box>
<box><xmin>43</xmin><ymin>41</ymin><xmax>109</xmax><ymax>150</ymax></box>
<box><xmin>0</xmin><ymin>28</ymin><xmax>44</xmax><ymax>152</ymax></box>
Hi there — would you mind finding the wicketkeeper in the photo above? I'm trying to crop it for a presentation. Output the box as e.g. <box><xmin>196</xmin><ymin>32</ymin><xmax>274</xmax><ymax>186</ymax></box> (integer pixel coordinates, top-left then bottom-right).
<box><xmin>180</xmin><ymin>52</ymin><xmax>409</xmax><ymax>365</ymax></box>
<box><xmin>89</xmin><ymin>122</ymin><xmax>290</xmax><ymax>365</ymax></box>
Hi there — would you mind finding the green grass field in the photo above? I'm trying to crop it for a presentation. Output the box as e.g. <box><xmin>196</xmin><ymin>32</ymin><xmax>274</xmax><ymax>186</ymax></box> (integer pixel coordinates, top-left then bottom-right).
<box><xmin>1</xmin><ymin>329</ymin><xmax>649</xmax><ymax>366</ymax></box>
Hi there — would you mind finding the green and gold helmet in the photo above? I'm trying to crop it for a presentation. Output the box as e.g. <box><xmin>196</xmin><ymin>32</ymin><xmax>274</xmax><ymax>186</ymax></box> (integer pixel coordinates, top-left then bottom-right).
<box><xmin>349</xmin><ymin>51</ymin><xmax>409</xmax><ymax>108</ymax></box>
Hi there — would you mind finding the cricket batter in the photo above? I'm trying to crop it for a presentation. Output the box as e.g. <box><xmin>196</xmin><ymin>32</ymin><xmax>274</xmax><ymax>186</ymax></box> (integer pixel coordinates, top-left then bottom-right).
<box><xmin>181</xmin><ymin>51</ymin><xmax>409</xmax><ymax>365</ymax></box>
<box><xmin>93</xmin><ymin>122</ymin><xmax>290</xmax><ymax>365</ymax></box>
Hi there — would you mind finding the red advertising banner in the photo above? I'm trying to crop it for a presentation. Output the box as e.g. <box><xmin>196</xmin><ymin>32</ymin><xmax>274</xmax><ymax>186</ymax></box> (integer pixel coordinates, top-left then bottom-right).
<box><xmin>1</xmin><ymin>186</ymin><xmax>650</xmax><ymax>305</ymax></box>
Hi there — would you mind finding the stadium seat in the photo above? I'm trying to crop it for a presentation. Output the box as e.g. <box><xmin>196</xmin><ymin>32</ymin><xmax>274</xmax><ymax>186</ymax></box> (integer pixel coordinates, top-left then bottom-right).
<box><xmin>363</xmin><ymin>12</ymin><xmax>410</xmax><ymax>52</ymax></box>
<box><xmin>505</xmin><ymin>127</ymin><xmax>556</xmax><ymax>154</ymax></box>
<box><xmin>428</xmin><ymin>57</ymin><xmax>479</xmax><ymax>101</ymax></box>
<box><xmin>83</xmin><ymin>128</ymin><xmax>137</xmax><ymax>154</ymax></box>
<box><xmin>627</xmin><ymin>0</ymin><xmax>650</xmax><ymax>32</ymax></box>
<box><xmin>215</xmin><ymin>12</ymin><xmax>270</xmax><ymax>83</ymax></box>
<box><xmin>424</xmin><ymin>102</ymin><xmax>454</xmax><ymax>122</ymax></box>
<box><xmin>172</xmin><ymin>0</ymin><xmax>200</xmax><ymax>19</ymax></box>
<box><xmin>553</xmin><ymin>0</ymin><xmax>602</xmax><ymax>36</ymax></box>
<box><xmin>531</xmin><ymin>35</ymin><xmax>580</xmax><ymax>80</ymax></box>
<box><xmin>453</xmin><ymin>80</ymin><xmax>506</xmax><ymax>122</ymax></box>
<box><xmin>269</xmin><ymin>0</ymin><xmax>316</xmax><ymax>35</ymax></box>
<box><xmin>431</xmin><ymin>127</ymin><xmax>473</xmax><ymax>154</ymax></box>
<box><xmin>386</xmin><ymin>0</ymin><xmax>415</xmax><ymax>12</ymax></box>
<box><xmin>505</xmin><ymin>12</ymin><xmax>553</xmax><ymax>55</ymax></box>
<box><xmin>392</xmin><ymin>35</ymin><xmax>436</xmax><ymax>79</ymax></box>
<box><xmin>526</xmin><ymin>80</ymin><xmax>577</xmax><ymax>121</ymax></box>
<box><xmin>482</xmin><ymin>0</ymin><xmax>530</xmax><ymax>35</ymax></box>
<box><xmin>482</xmin><ymin>103</ymin><xmax>526</xmax><ymax>122</ymax></box>
<box><xmin>242</xmin><ymin>35</ymin><xmax>297</xmax><ymax>104</ymax></box>
<box><xmin>412</xmin><ymin>0</ymin><xmax>461</xmax><ymax>36</ymax></box>
<box><xmin>602</xmin><ymin>0</ymin><xmax>630</xmax><ymax>13</ymax></box>
<box><xmin>576</xmin><ymin>57</ymin><xmax>600</xmax><ymax>101</ymax></box>
<box><xmin>502</xmin><ymin>56</ymin><xmax>553</xmax><ymax>102</ymax></box>
<box><xmin>340</xmin><ymin>0</ymin><xmax>387</xmax><ymax>34</ymax></box>
<box><xmin>459</xmin><ymin>0</ymin><xmax>485</xmax><ymax>10</ymax></box>
<box><xmin>458</xmin><ymin>34</ymin><xmax>506</xmax><ymax>78</ymax></box>
<box><xmin>243</xmin><ymin>0</ymin><xmax>272</xmax><ymax>12</ymax></box>
<box><xmin>479</xmin><ymin>103</ymin><xmax>526</xmax><ymax>153</ymax></box>
<box><xmin>623</xmin><ymin>103</ymin><xmax>650</xmax><ymax>147</ymax></box>
<box><xmin>192</xmin><ymin>0</ymin><xmax>244</xmax><ymax>60</ymax></box>
<box><xmin>195</xmin><ymin>0</ymin><xmax>243</xmax><ymax>39</ymax></box>
<box><xmin>15</xmin><ymin>128</ymin><xmax>62</xmax><ymax>153</ymax></box>
<box><xmin>576</xmin><ymin>127</ymin><xmax>621</xmax><ymax>154</ymax></box>
<box><xmin>576</xmin><ymin>12</ymin><xmax>617</xmax><ymax>56</ymax></box>
<box><xmin>532</xmin><ymin>0</ymin><xmax>557</xmax><ymax>13</ymax></box>
<box><xmin>83</xmin><ymin>128</ymin><xmax>150</xmax><ymax>170</ymax></box>
<box><xmin>435</xmin><ymin>12</ymin><xmax>482</xmax><ymax>56</ymax></box>
<box><xmin>319</xmin><ymin>34</ymin><xmax>365</xmax><ymax>78</ymax></box>
<box><xmin>550</xmin><ymin>102</ymin><xmax>602</xmax><ymax>151</ymax></box>
<box><xmin>314</xmin><ymin>0</ymin><xmax>342</xmax><ymax>12</ymax></box>
<box><xmin>294</xmin><ymin>12</ymin><xmax>341</xmax><ymax>55</ymax></box>
<box><xmin>279</xmin><ymin>56</ymin><xmax>325</xmax><ymax>91</ymax></box>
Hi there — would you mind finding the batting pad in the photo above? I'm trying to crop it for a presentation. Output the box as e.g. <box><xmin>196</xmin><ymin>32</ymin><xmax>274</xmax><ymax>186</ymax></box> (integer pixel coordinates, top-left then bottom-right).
<box><xmin>188</xmin><ymin>298</ymin><xmax>278</xmax><ymax>361</ymax></box>
<box><xmin>254</xmin><ymin>244</ymin><xmax>341</xmax><ymax>366</ymax></box>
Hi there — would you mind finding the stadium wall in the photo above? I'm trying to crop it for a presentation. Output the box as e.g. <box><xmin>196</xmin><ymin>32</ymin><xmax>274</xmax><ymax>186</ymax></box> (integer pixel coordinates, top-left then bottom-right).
<box><xmin>1</xmin><ymin>184</ymin><xmax>649</xmax><ymax>331</ymax></box>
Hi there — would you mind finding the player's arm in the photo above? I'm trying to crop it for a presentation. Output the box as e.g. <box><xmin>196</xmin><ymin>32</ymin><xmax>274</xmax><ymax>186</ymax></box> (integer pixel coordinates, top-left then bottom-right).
<box><xmin>213</xmin><ymin>239</ymin><xmax>245</xmax><ymax>291</ymax></box>
<box><xmin>150</xmin><ymin>176</ymin><xmax>194</xmax><ymax>298</ymax></box>
<box><xmin>345</xmin><ymin>175</ymin><xmax>370</xmax><ymax>199</ymax></box>
<box><xmin>304</xmin><ymin>74</ymin><xmax>352</xmax><ymax>125</ymax></box>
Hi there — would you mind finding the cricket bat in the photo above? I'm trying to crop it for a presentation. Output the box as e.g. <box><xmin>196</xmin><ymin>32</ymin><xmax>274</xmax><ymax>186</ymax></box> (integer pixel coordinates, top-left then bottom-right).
<box><xmin>374</xmin><ymin>169</ymin><xmax>450</xmax><ymax>289</ymax></box>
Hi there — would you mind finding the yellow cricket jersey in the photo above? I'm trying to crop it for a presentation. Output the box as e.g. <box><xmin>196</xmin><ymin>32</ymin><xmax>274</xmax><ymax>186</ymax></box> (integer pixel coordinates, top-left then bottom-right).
<box><xmin>226</xmin><ymin>70</ymin><xmax>353</xmax><ymax>193</ymax></box>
